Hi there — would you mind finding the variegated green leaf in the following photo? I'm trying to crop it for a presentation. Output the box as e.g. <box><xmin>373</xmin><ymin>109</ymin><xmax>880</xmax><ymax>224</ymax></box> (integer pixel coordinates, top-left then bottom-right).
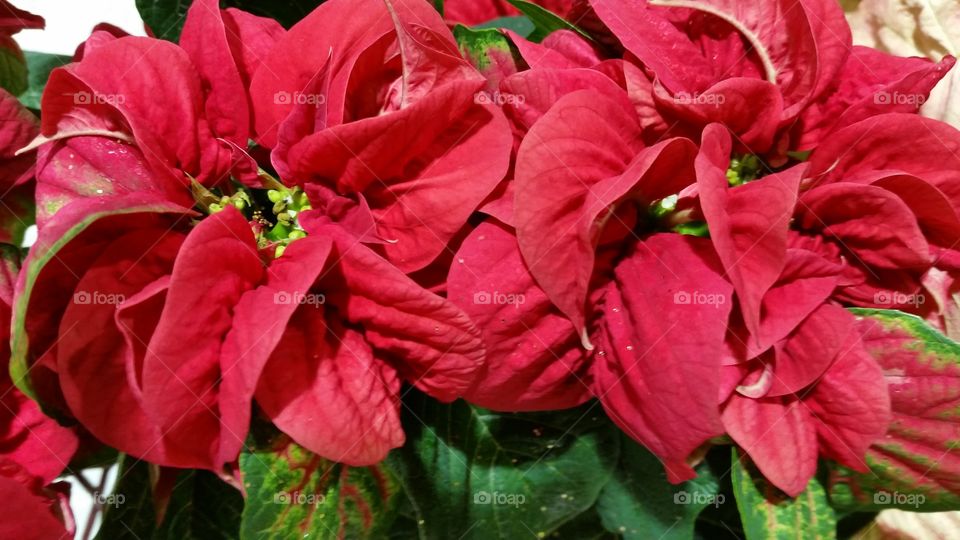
<box><xmin>732</xmin><ymin>449</ymin><xmax>836</xmax><ymax>540</ymax></box>
<box><xmin>828</xmin><ymin>309</ymin><xmax>960</xmax><ymax>512</ymax></box>
<box><xmin>240</xmin><ymin>435</ymin><xmax>400</xmax><ymax>540</ymax></box>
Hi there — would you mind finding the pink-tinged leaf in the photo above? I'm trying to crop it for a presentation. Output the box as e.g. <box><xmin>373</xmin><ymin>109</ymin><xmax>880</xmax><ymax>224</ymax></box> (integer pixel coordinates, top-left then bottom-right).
<box><xmin>249</xmin><ymin>0</ymin><xmax>450</xmax><ymax>147</ymax></box>
<box><xmin>797</xmin><ymin>182</ymin><xmax>931</xmax><ymax>270</ymax></box>
<box><xmin>0</xmin><ymin>89</ymin><xmax>38</xmax><ymax>190</ymax></box>
<box><xmin>592</xmin><ymin>234</ymin><xmax>732</xmax><ymax>482</ymax></box>
<box><xmin>515</xmin><ymin>89</ymin><xmax>696</xmax><ymax>334</ymax></box>
<box><xmin>722</xmin><ymin>394</ymin><xmax>818</xmax><ymax>497</ymax></box>
<box><xmin>506</xmin><ymin>29</ymin><xmax>599</xmax><ymax>70</ymax></box>
<box><xmin>0</xmin><ymin>1</ymin><xmax>43</xmax><ymax>33</ymax></box>
<box><xmin>40</xmin><ymin>36</ymin><xmax>230</xmax><ymax>186</ymax></box>
<box><xmin>220</xmin><ymin>235</ymin><xmax>333</xmax><ymax>465</ymax></box>
<box><xmin>56</xmin><ymin>227</ymin><xmax>190</xmax><ymax>466</ymax></box>
<box><xmin>829</xmin><ymin>309</ymin><xmax>960</xmax><ymax>510</ymax></box>
<box><xmin>256</xmin><ymin>308</ymin><xmax>404</xmax><ymax>466</ymax></box>
<box><xmin>639</xmin><ymin>0</ymin><xmax>849</xmax><ymax>118</ymax></box>
<box><xmin>239</xmin><ymin>436</ymin><xmax>400</xmax><ymax>538</ymax></box>
<box><xmin>180</xmin><ymin>0</ymin><xmax>253</xmax><ymax>146</ymax></box>
<box><xmin>35</xmin><ymin>137</ymin><xmax>191</xmax><ymax>227</ymax></box>
<box><xmin>315</xmin><ymin>224</ymin><xmax>485</xmax><ymax>402</ymax></box>
<box><xmin>805</xmin><ymin>114</ymin><xmax>960</xmax><ymax>211</ymax></box>
<box><xmin>766</xmin><ymin>303</ymin><xmax>854</xmax><ymax>397</ymax></box>
<box><xmin>807</xmin><ymin>329</ymin><xmax>891</xmax><ymax>473</ymax></box>
<box><xmin>796</xmin><ymin>48</ymin><xmax>955</xmax><ymax>149</ymax></box>
<box><xmin>11</xmin><ymin>194</ymin><xmax>194</xmax><ymax>402</ymax></box>
<box><xmin>0</xmin><ymin>381</ymin><xmax>77</xmax><ymax>484</ymax></box>
<box><xmin>220</xmin><ymin>8</ymin><xmax>284</xmax><ymax>89</ymax></box>
<box><xmin>447</xmin><ymin>220</ymin><xmax>590</xmax><ymax>411</ymax></box>
<box><xmin>655</xmin><ymin>77</ymin><xmax>783</xmax><ymax>152</ymax></box>
<box><xmin>288</xmin><ymin>81</ymin><xmax>510</xmax><ymax>272</ymax></box>
<box><xmin>751</xmin><ymin>248</ymin><xmax>842</xmax><ymax>356</ymax></box>
<box><xmin>500</xmin><ymin>66</ymin><xmax>630</xmax><ymax>133</ymax></box>
<box><xmin>589</xmin><ymin>0</ymin><xmax>715</xmax><ymax>93</ymax></box>
<box><xmin>0</xmin><ymin>465</ymin><xmax>72</xmax><ymax>540</ymax></box>
<box><xmin>140</xmin><ymin>207</ymin><xmax>265</xmax><ymax>469</ymax></box>
<box><xmin>383</xmin><ymin>0</ymin><xmax>481</xmax><ymax>112</ymax></box>
<box><xmin>872</xmin><ymin>175</ymin><xmax>960</xmax><ymax>248</ymax></box>
<box><xmin>696</xmin><ymin>124</ymin><xmax>798</xmax><ymax>347</ymax></box>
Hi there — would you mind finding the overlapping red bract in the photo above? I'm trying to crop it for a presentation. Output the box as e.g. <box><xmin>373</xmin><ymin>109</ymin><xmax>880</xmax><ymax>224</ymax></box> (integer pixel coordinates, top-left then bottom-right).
<box><xmin>7</xmin><ymin>0</ymin><xmax>960</xmax><ymax>519</ymax></box>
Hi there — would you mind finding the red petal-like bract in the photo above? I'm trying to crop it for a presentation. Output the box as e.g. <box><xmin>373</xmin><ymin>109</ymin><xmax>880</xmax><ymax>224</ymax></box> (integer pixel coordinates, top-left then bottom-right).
<box><xmin>250</xmin><ymin>0</ymin><xmax>511</xmax><ymax>272</ymax></box>
<box><xmin>592</xmin><ymin>234</ymin><xmax>732</xmax><ymax>482</ymax></box>
<box><xmin>515</xmin><ymin>88</ymin><xmax>696</xmax><ymax>335</ymax></box>
<box><xmin>447</xmin><ymin>220</ymin><xmax>590</xmax><ymax>410</ymax></box>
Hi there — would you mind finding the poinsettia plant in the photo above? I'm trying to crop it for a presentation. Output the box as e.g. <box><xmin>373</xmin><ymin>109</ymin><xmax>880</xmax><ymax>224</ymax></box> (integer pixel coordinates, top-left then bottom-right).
<box><xmin>3</xmin><ymin>0</ymin><xmax>960</xmax><ymax>538</ymax></box>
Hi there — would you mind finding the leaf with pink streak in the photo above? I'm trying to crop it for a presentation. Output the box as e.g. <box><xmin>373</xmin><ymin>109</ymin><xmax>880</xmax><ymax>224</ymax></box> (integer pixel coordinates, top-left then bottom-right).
<box><xmin>592</xmin><ymin>234</ymin><xmax>732</xmax><ymax>483</ymax></box>
<box><xmin>829</xmin><ymin>309</ymin><xmax>960</xmax><ymax>511</ymax></box>
<box><xmin>239</xmin><ymin>434</ymin><xmax>401</xmax><ymax>539</ymax></box>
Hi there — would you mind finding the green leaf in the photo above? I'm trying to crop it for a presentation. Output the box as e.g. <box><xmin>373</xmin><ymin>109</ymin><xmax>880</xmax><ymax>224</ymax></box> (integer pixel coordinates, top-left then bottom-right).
<box><xmin>453</xmin><ymin>25</ymin><xmax>522</xmax><ymax>82</ymax></box>
<box><xmin>135</xmin><ymin>0</ymin><xmax>191</xmax><ymax>42</ymax></box>
<box><xmin>505</xmin><ymin>0</ymin><xmax>591</xmax><ymax>42</ymax></box>
<box><xmin>135</xmin><ymin>0</ymin><xmax>329</xmax><ymax>41</ymax></box>
<box><xmin>827</xmin><ymin>309</ymin><xmax>960</xmax><ymax>512</ymax></box>
<box><xmin>431</xmin><ymin>0</ymin><xmax>443</xmax><ymax>16</ymax></box>
<box><xmin>95</xmin><ymin>454</ymin><xmax>243</xmax><ymax>540</ymax></box>
<box><xmin>474</xmin><ymin>16</ymin><xmax>536</xmax><ymax>38</ymax></box>
<box><xmin>18</xmin><ymin>51</ymin><xmax>71</xmax><ymax>110</ymax></box>
<box><xmin>596</xmin><ymin>434</ymin><xmax>724</xmax><ymax>539</ymax></box>
<box><xmin>731</xmin><ymin>449</ymin><xmax>836</xmax><ymax>540</ymax></box>
<box><xmin>0</xmin><ymin>43</ymin><xmax>28</xmax><ymax>96</ymax></box>
<box><xmin>388</xmin><ymin>394</ymin><xmax>619</xmax><ymax>539</ymax></box>
<box><xmin>239</xmin><ymin>435</ymin><xmax>400</xmax><ymax>540</ymax></box>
